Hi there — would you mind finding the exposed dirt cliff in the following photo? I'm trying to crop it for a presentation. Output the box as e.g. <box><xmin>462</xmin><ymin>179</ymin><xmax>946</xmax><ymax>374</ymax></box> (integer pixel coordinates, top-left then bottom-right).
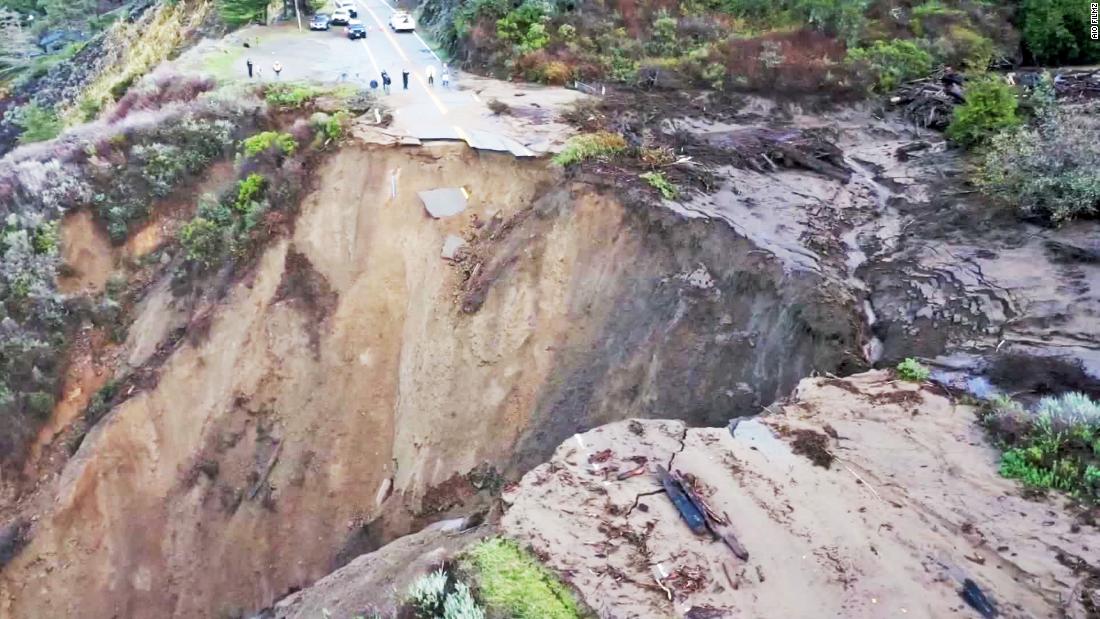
<box><xmin>0</xmin><ymin>138</ymin><xmax>864</xmax><ymax>617</ymax></box>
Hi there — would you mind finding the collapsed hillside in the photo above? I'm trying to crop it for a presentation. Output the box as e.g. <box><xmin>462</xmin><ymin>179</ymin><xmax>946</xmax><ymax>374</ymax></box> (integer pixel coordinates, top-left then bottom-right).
<box><xmin>0</xmin><ymin>137</ymin><xmax>865</xmax><ymax>616</ymax></box>
<box><xmin>269</xmin><ymin>370</ymin><xmax>1100</xmax><ymax>618</ymax></box>
<box><xmin>2</xmin><ymin>78</ymin><xmax>1099</xmax><ymax>616</ymax></box>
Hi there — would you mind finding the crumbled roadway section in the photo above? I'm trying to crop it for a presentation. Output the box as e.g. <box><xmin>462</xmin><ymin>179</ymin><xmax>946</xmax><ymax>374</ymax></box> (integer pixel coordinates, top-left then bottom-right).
<box><xmin>175</xmin><ymin>5</ymin><xmax>586</xmax><ymax>156</ymax></box>
<box><xmin>501</xmin><ymin>370</ymin><xmax>1099</xmax><ymax>618</ymax></box>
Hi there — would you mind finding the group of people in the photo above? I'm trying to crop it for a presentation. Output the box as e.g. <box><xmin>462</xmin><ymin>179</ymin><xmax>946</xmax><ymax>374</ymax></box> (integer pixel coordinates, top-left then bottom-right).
<box><xmin>245</xmin><ymin>57</ymin><xmax>451</xmax><ymax>93</ymax></box>
<box><xmin>373</xmin><ymin>64</ymin><xmax>450</xmax><ymax>94</ymax></box>
<box><xmin>245</xmin><ymin>59</ymin><xmax>283</xmax><ymax>80</ymax></box>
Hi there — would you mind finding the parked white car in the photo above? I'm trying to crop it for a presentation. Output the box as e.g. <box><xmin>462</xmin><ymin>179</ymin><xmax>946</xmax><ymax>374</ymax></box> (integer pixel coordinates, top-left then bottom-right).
<box><xmin>331</xmin><ymin>7</ymin><xmax>351</xmax><ymax>25</ymax></box>
<box><xmin>389</xmin><ymin>11</ymin><xmax>415</xmax><ymax>32</ymax></box>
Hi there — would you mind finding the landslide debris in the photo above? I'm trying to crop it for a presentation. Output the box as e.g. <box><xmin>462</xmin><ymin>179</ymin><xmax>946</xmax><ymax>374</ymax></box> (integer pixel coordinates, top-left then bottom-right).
<box><xmin>501</xmin><ymin>371</ymin><xmax>1100</xmax><ymax>618</ymax></box>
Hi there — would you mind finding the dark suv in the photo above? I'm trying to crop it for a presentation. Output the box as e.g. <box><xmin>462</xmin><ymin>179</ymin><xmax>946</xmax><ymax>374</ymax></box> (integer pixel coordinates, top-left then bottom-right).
<box><xmin>346</xmin><ymin>20</ymin><xmax>366</xmax><ymax>39</ymax></box>
<box><xmin>309</xmin><ymin>13</ymin><xmax>330</xmax><ymax>30</ymax></box>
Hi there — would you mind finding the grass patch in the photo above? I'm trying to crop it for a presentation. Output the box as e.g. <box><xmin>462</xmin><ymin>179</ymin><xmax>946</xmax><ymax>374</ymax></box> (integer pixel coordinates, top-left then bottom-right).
<box><xmin>640</xmin><ymin>170</ymin><xmax>678</xmax><ymax>199</ymax></box>
<box><xmin>460</xmin><ymin>537</ymin><xmax>583</xmax><ymax>619</ymax></box>
<box><xmin>552</xmin><ymin>132</ymin><xmax>627</xmax><ymax>167</ymax></box>
<box><xmin>14</xmin><ymin>103</ymin><xmax>63</xmax><ymax>144</ymax></box>
<box><xmin>895</xmin><ymin>357</ymin><xmax>929</xmax><ymax>382</ymax></box>
<box><xmin>983</xmin><ymin>392</ymin><xmax>1100</xmax><ymax>501</ymax></box>
<box><xmin>264</xmin><ymin>82</ymin><xmax>322</xmax><ymax>108</ymax></box>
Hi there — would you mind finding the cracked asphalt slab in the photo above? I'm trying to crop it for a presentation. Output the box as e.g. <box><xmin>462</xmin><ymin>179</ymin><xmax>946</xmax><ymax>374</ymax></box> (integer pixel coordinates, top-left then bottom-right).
<box><xmin>176</xmin><ymin>2</ymin><xmax>589</xmax><ymax>155</ymax></box>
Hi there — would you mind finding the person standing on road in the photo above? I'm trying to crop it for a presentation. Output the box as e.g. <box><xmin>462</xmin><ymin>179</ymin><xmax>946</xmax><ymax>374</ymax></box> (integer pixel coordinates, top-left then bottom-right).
<box><xmin>273</xmin><ymin>61</ymin><xmax>283</xmax><ymax>80</ymax></box>
<box><xmin>441</xmin><ymin>65</ymin><xmax>451</xmax><ymax>88</ymax></box>
<box><xmin>426</xmin><ymin>64</ymin><xmax>435</xmax><ymax>87</ymax></box>
<box><xmin>401</xmin><ymin>68</ymin><xmax>410</xmax><ymax>90</ymax></box>
<box><xmin>246</xmin><ymin>58</ymin><xmax>254</xmax><ymax>78</ymax></box>
<box><xmin>381</xmin><ymin>70</ymin><xmax>391</xmax><ymax>94</ymax></box>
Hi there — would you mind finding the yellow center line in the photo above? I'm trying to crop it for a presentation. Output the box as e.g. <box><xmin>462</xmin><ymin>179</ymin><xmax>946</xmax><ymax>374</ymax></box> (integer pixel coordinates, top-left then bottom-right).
<box><xmin>359</xmin><ymin>1</ymin><xmax>449</xmax><ymax>115</ymax></box>
<box><xmin>364</xmin><ymin>6</ymin><xmax>409</xmax><ymax>63</ymax></box>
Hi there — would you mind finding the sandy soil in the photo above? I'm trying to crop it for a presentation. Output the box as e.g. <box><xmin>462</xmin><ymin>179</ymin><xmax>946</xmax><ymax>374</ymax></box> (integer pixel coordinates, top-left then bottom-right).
<box><xmin>502</xmin><ymin>371</ymin><xmax>1098</xmax><ymax>618</ymax></box>
<box><xmin>56</xmin><ymin>210</ymin><xmax>115</xmax><ymax>296</ymax></box>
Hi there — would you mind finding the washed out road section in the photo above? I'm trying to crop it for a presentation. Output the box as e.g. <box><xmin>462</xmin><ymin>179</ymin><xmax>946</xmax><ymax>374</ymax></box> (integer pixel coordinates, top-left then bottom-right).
<box><xmin>176</xmin><ymin>5</ymin><xmax>585</xmax><ymax>155</ymax></box>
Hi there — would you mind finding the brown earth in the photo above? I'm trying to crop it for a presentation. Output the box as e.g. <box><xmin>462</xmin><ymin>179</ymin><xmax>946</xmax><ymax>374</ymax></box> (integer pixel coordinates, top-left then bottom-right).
<box><xmin>0</xmin><ymin>135</ymin><xmax>864</xmax><ymax>617</ymax></box>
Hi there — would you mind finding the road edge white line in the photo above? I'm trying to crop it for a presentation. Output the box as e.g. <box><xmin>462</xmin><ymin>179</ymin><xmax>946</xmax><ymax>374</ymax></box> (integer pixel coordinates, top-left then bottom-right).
<box><xmin>413</xmin><ymin>31</ymin><xmax>442</xmax><ymax>64</ymax></box>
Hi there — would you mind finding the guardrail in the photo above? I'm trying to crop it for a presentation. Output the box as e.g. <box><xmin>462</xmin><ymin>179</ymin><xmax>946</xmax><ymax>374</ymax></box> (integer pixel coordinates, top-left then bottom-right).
<box><xmin>572</xmin><ymin>80</ymin><xmax>606</xmax><ymax>96</ymax></box>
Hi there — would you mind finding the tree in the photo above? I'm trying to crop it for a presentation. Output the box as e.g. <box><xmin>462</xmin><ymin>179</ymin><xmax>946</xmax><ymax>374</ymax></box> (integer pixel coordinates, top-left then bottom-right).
<box><xmin>1019</xmin><ymin>0</ymin><xmax>1100</xmax><ymax>64</ymax></box>
<box><xmin>218</xmin><ymin>0</ymin><xmax>268</xmax><ymax>27</ymax></box>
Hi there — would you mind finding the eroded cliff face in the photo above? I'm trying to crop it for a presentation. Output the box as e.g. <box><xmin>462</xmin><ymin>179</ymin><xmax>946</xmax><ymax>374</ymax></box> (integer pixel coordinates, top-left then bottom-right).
<box><xmin>0</xmin><ymin>141</ymin><xmax>864</xmax><ymax>617</ymax></box>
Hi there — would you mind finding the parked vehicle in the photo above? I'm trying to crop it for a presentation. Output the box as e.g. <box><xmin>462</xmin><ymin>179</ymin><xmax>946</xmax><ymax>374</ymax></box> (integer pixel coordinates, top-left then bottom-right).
<box><xmin>335</xmin><ymin>0</ymin><xmax>356</xmax><ymax>17</ymax></box>
<box><xmin>346</xmin><ymin>19</ymin><xmax>367</xmax><ymax>39</ymax></box>
<box><xmin>331</xmin><ymin>8</ymin><xmax>350</xmax><ymax>25</ymax></box>
<box><xmin>309</xmin><ymin>13</ymin><xmax>331</xmax><ymax>30</ymax></box>
<box><xmin>389</xmin><ymin>10</ymin><xmax>415</xmax><ymax>32</ymax></box>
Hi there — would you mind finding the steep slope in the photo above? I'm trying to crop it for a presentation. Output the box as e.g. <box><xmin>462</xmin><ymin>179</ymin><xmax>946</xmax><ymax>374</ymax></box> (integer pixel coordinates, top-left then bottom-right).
<box><xmin>0</xmin><ymin>141</ymin><xmax>863</xmax><ymax>617</ymax></box>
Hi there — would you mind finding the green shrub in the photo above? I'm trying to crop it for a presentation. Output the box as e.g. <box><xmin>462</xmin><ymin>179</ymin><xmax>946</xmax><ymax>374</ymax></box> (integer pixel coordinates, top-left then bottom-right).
<box><xmin>442</xmin><ymin>582</ymin><xmax>484</xmax><ymax>619</ymax></box>
<box><xmin>646</xmin><ymin>9</ymin><xmax>679</xmax><ymax>57</ymax></box>
<box><xmin>640</xmin><ymin>171</ymin><xmax>678</xmax><ymax>199</ymax></box>
<box><xmin>497</xmin><ymin>2</ymin><xmax>551</xmax><ymax>53</ymax></box>
<box><xmin>15</xmin><ymin>103</ymin><xmax>63</xmax><ymax>144</ymax></box>
<box><xmin>846</xmin><ymin>39</ymin><xmax>933</xmax><ymax>92</ymax></box>
<box><xmin>460</xmin><ymin>538</ymin><xmax>583</xmax><ymax>619</ymax></box>
<box><xmin>234</xmin><ymin>173</ymin><xmax>266</xmax><ymax>212</ymax></box>
<box><xmin>312</xmin><ymin>111</ymin><xmax>350</xmax><ymax>142</ymax></box>
<box><xmin>986</xmin><ymin>392</ymin><xmax>1100</xmax><ymax>501</ymax></box>
<box><xmin>218</xmin><ymin>0</ymin><xmax>268</xmax><ymax>27</ymax></box>
<box><xmin>265</xmin><ymin>83</ymin><xmax>321</xmax><ymax>108</ymax></box>
<box><xmin>976</xmin><ymin>109</ymin><xmax>1100</xmax><ymax>224</ymax></box>
<box><xmin>26</xmin><ymin>391</ymin><xmax>54</xmax><ymax>419</ymax></box>
<box><xmin>895</xmin><ymin>357</ymin><xmax>929</xmax><ymax>382</ymax></box>
<box><xmin>408</xmin><ymin>569</ymin><xmax>449</xmax><ymax>616</ymax></box>
<box><xmin>241</xmin><ymin>131</ymin><xmax>297</xmax><ymax>158</ymax></box>
<box><xmin>553</xmin><ymin>132</ymin><xmax>628</xmax><ymax>166</ymax></box>
<box><xmin>930</xmin><ymin>25</ymin><xmax>995</xmax><ymax>71</ymax></box>
<box><xmin>406</xmin><ymin>569</ymin><xmax>485</xmax><ymax>619</ymax></box>
<box><xmin>1019</xmin><ymin>0</ymin><xmax>1100</xmax><ymax>65</ymax></box>
<box><xmin>179</xmin><ymin>217</ymin><xmax>226</xmax><ymax>266</ymax></box>
<box><xmin>32</xmin><ymin>222</ymin><xmax>59</xmax><ymax>255</ymax></box>
<box><xmin>945</xmin><ymin>76</ymin><xmax>1019</xmax><ymax>148</ymax></box>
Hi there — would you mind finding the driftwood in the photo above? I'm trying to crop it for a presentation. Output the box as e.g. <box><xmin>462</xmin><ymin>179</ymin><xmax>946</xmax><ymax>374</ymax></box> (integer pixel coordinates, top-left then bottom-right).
<box><xmin>700</xmin><ymin>128</ymin><xmax>853</xmax><ymax>182</ymax></box>
<box><xmin>891</xmin><ymin>78</ymin><xmax>958</xmax><ymax>130</ymax></box>
<box><xmin>1053</xmin><ymin>70</ymin><xmax>1100</xmax><ymax>99</ymax></box>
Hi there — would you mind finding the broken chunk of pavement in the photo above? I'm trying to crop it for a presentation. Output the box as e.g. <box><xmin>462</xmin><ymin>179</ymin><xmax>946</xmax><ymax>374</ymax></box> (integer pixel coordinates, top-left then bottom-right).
<box><xmin>441</xmin><ymin>234</ymin><xmax>466</xmax><ymax>260</ymax></box>
<box><xmin>418</xmin><ymin>187</ymin><xmax>468</xmax><ymax>218</ymax></box>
